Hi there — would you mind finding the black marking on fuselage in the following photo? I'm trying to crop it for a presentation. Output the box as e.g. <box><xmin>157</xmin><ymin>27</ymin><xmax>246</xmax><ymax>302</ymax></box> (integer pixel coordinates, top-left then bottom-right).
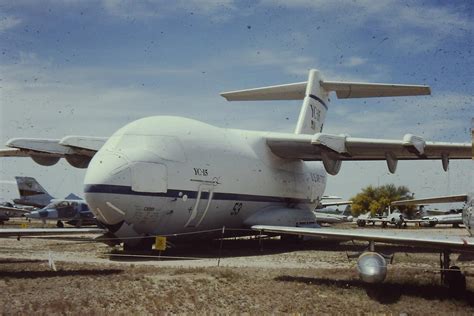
<box><xmin>308</xmin><ymin>94</ymin><xmax>328</xmax><ymax>110</ymax></box>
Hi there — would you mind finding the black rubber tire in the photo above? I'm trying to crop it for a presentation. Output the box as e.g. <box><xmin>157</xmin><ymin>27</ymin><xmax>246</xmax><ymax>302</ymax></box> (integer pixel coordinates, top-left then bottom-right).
<box><xmin>445</xmin><ymin>266</ymin><xmax>466</xmax><ymax>294</ymax></box>
<box><xmin>56</xmin><ymin>220</ymin><xmax>64</xmax><ymax>228</ymax></box>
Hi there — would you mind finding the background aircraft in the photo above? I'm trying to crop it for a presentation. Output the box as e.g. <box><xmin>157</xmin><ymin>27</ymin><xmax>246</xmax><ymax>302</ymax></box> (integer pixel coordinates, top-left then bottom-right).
<box><xmin>14</xmin><ymin>176</ymin><xmax>81</xmax><ymax>208</ymax></box>
<box><xmin>26</xmin><ymin>200</ymin><xmax>96</xmax><ymax>228</ymax></box>
<box><xmin>0</xmin><ymin>69</ymin><xmax>470</xmax><ymax>251</ymax></box>
<box><xmin>0</xmin><ymin>202</ymin><xmax>31</xmax><ymax>224</ymax></box>
<box><xmin>14</xmin><ymin>177</ymin><xmax>95</xmax><ymax>227</ymax></box>
<box><xmin>393</xmin><ymin>195</ymin><xmax>468</xmax><ymax>228</ymax></box>
<box><xmin>314</xmin><ymin>202</ymin><xmax>353</xmax><ymax>224</ymax></box>
<box><xmin>355</xmin><ymin>208</ymin><xmax>424</xmax><ymax>228</ymax></box>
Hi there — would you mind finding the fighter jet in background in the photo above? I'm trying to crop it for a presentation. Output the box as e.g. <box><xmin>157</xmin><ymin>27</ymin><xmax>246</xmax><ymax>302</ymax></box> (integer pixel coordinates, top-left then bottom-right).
<box><xmin>14</xmin><ymin>177</ymin><xmax>95</xmax><ymax>227</ymax></box>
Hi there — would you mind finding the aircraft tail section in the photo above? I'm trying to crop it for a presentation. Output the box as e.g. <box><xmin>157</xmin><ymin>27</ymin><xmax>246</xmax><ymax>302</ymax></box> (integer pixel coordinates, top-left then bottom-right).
<box><xmin>220</xmin><ymin>68</ymin><xmax>430</xmax><ymax>135</ymax></box>
<box><xmin>14</xmin><ymin>176</ymin><xmax>54</xmax><ymax>208</ymax></box>
<box><xmin>294</xmin><ymin>70</ymin><xmax>328</xmax><ymax>134</ymax></box>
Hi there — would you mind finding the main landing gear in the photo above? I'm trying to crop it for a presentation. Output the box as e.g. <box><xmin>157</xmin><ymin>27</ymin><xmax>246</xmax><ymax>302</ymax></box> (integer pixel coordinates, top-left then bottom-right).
<box><xmin>440</xmin><ymin>250</ymin><xmax>466</xmax><ymax>293</ymax></box>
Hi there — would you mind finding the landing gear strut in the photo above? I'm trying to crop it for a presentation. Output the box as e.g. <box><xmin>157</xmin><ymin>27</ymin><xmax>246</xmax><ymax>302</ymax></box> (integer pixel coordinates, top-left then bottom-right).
<box><xmin>440</xmin><ymin>250</ymin><xmax>466</xmax><ymax>293</ymax></box>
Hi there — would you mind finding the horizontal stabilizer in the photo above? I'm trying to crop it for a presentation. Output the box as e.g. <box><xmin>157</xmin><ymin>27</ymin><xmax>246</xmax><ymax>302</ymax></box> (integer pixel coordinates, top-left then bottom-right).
<box><xmin>221</xmin><ymin>80</ymin><xmax>430</xmax><ymax>101</ymax></box>
<box><xmin>321</xmin><ymin>81</ymin><xmax>431</xmax><ymax>99</ymax></box>
<box><xmin>221</xmin><ymin>82</ymin><xmax>306</xmax><ymax>101</ymax></box>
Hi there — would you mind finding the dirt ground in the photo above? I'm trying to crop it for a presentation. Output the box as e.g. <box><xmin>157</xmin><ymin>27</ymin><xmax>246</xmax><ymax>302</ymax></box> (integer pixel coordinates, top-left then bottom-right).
<box><xmin>0</xmin><ymin>224</ymin><xmax>473</xmax><ymax>314</ymax></box>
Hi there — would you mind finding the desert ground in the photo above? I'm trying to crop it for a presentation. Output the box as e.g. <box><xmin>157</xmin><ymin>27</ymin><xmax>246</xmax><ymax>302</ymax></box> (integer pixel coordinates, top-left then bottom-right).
<box><xmin>0</xmin><ymin>221</ymin><xmax>473</xmax><ymax>314</ymax></box>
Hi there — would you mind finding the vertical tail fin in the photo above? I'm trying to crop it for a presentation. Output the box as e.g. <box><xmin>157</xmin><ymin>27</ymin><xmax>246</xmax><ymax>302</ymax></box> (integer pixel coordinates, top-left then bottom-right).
<box><xmin>294</xmin><ymin>70</ymin><xmax>328</xmax><ymax>134</ymax></box>
<box><xmin>13</xmin><ymin>176</ymin><xmax>54</xmax><ymax>207</ymax></box>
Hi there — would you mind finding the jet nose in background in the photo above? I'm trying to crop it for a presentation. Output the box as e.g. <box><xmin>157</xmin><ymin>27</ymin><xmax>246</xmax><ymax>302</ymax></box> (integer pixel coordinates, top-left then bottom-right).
<box><xmin>26</xmin><ymin>209</ymin><xmax>52</xmax><ymax>219</ymax></box>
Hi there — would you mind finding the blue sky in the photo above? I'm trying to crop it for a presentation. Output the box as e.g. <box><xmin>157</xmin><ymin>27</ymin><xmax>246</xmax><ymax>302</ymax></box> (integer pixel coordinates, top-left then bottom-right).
<box><xmin>0</xmin><ymin>0</ymin><xmax>472</xmax><ymax>202</ymax></box>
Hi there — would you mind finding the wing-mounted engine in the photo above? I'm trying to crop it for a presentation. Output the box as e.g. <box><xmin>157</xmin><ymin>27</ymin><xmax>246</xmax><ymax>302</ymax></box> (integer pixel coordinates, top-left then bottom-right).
<box><xmin>31</xmin><ymin>155</ymin><xmax>61</xmax><ymax>166</ymax></box>
<box><xmin>0</xmin><ymin>136</ymin><xmax>107</xmax><ymax>169</ymax></box>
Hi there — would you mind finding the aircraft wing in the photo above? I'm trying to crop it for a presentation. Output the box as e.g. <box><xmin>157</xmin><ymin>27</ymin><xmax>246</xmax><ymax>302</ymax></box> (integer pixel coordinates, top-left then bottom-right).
<box><xmin>265</xmin><ymin>133</ymin><xmax>471</xmax><ymax>175</ymax></box>
<box><xmin>0</xmin><ymin>205</ymin><xmax>30</xmax><ymax>216</ymax></box>
<box><xmin>392</xmin><ymin>194</ymin><xmax>469</xmax><ymax>206</ymax></box>
<box><xmin>0</xmin><ymin>136</ymin><xmax>108</xmax><ymax>168</ymax></box>
<box><xmin>0</xmin><ymin>228</ymin><xmax>106</xmax><ymax>238</ymax></box>
<box><xmin>252</xmin><ymin>225</ymin><xmax>474</xmax><ymax>251</ymax></box>
<box><xmin>319</xmin><ymin>200</ymin><xmax>352</xmax><ymax>207</ymax></box>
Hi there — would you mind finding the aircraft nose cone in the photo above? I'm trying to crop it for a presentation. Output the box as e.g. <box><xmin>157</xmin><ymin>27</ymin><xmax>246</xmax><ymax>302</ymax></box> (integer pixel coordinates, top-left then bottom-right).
<box><xmin>84</xmin><ymin>150</ymin><xmax>130</xmax><ymax>225</ymax></box>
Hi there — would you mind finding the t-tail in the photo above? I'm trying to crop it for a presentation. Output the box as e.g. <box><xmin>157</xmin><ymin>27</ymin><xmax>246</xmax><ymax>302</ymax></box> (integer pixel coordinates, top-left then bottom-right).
<box><xmin>220</xmin><ymin>68</ymin><xmax>430</xmax><ymax>135</ymax></box>
<box><xmin>13</xmin><ymin>176</ymin><xmax>54</xmax><ymax>208</ymax></box>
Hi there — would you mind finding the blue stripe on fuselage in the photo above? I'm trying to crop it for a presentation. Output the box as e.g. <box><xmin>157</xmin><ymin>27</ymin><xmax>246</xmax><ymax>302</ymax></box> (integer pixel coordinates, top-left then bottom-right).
<box><xmin>84</xmin><ymin>184</ymin><xmax>311</xmax><ymax>204</ymax></box>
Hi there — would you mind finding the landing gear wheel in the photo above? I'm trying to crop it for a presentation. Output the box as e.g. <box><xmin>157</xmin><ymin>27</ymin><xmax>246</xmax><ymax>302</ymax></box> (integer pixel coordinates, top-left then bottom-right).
<box><xmin>123</xmin><ymin>237</ymin><xmax>154</xmax><ymax>252</ymax></box>
<box><xmin>445</xmin><ymin>266</ymin><xmax>466</xmax><ymax>294</ymax></box>
<box><xmin>357</xmin><ymin>220</ymin><xmax>366</xmax><ymax>227</ymax></box>
<box><xmin>280</xmin><ymin>234</ymin><xmax>302</xmax><ymax>243</ymax></box>
<box><xmin>381</xmin><ymin>222</ymin><xmax>387</xmax><ymax>228</ymax></box>
<box><xmin>56</xmin><ymin>220</ymin><xmax>64</xmax><ymax>228</ymax></box>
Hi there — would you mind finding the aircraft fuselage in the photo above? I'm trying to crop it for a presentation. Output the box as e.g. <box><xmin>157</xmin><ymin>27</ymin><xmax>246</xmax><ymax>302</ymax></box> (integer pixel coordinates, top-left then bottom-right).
<box><xmin>84</xmin><ymin>116</ymin><xmax>326</xmax><ymax>244</ymax></box>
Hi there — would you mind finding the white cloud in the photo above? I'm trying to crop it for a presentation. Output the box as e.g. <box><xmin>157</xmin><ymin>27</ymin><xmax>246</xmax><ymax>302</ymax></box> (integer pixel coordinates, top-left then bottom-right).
<box><xmin>259</xmin><ymin>1</ymin><xmax>473</xmax><ymax>52</ymax></box>
<box><xmin>101</xmin><ymin>0</ymin><xmax>236</xmax><ymax>20</ymax></box>
<box><xmin>0</xmin><ymin>16</ymin><xmax>22</xmax><ymax>32</ymax></box>
<box><xmin>343</xmin><ymin>56</ymin><xmax>367</xmax><ymax>67</ymax></box>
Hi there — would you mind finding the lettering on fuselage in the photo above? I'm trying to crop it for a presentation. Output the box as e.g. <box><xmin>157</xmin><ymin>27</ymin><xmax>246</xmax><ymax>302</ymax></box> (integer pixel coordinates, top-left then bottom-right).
<box><xmin>193</xmin><ymin>168</ymin><xmax>208</xmax><ymax>176</ymax></box>
<box><xmin>309</xmin><ymin>104</ymin><xmax>321</xmax><ymax>130</ymax></box>
<box><xmin>310</xmin><ymin>173</ymin><xmax>325</xmax><ymax>183</ymax></box>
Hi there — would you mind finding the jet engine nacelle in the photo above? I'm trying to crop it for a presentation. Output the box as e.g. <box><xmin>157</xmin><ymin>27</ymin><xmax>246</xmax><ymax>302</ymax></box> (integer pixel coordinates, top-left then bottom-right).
<box><xmin>357</xmin><ymin>252</ymin><xmax>387</xmax><ymax>283</ymax></box>
<box><xmin>65</xmin><ymin>155</ymin><xmax>91</xmax><ymax>168</ymax></box>
<box><xmin>31</xmin><ymin>155</ymin><xmax>60</xmax><ymax>166</ymax></box>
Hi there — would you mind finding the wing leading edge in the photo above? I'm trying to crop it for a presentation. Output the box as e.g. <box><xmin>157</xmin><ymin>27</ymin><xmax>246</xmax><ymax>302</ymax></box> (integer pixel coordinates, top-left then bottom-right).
<box><xmin>0</xmin><ymin>227</ymin><xmax>106</xmax><ymax>237</ymax></box>
<box><xmin>265</xmin><ymin>133</ymin><xmax>471</xmax><ymax>175</ymax></box>
<box><xmin>0</xmin><ymin>136</ymin><xmax>108</xmax><ymax>169</ymax></box>
<box><xmin>252</xmin><ymin>225</ymin><xmax>474</xmax><ymax>251</ymax></box>
<box><xmin>392</xmin><ymin>194</ymin><xmax>469</xmax><ymax>206</ymax></box>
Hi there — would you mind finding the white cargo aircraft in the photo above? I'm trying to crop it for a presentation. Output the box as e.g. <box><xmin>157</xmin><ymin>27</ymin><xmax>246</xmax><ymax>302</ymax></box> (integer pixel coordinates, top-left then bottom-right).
<box><xmin>0</xmin><ymin>69</ymin><xmax>471</xmax><ymax>259</ymax></box>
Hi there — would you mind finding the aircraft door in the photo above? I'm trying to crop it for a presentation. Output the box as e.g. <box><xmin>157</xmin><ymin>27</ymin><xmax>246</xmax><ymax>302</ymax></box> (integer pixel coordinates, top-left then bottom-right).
<box><xmin>185</xmin><ymin>183</ymin><xmax>215</xmax><ymax>228</ymax></box>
